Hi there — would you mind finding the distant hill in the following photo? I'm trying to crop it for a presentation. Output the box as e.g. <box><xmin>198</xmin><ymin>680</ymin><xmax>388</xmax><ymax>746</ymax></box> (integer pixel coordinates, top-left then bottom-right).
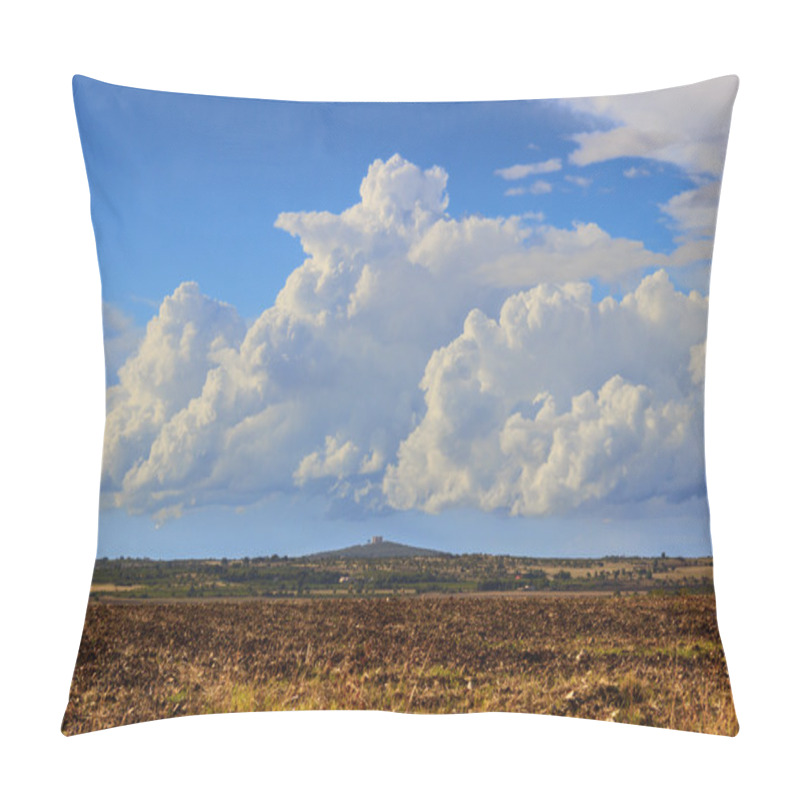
<box><xmin>303</xmin><ymin>537</ymin><xmax>448</xmax><ymax>560</ymax></box>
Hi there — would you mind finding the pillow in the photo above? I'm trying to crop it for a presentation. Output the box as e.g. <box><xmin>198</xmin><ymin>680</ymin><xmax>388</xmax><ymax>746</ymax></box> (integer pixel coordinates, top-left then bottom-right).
<box><xmin>63</xmin><ymin>75</ymin><xmax>738</xmax><ymax>736</ymax></box>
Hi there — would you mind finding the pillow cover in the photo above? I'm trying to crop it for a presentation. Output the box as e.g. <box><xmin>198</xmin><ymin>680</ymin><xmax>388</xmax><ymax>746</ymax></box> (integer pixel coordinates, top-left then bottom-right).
<box><xmin>63</xmin><ymin>75</ymin><xmax>738</xmax><ymax>736</ymax></box>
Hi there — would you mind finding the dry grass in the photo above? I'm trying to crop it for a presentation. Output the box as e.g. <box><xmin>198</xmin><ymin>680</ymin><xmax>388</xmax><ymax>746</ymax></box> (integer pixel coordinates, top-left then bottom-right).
<box><xmin>62</xmin><ymin>595</ymin><xmax>737</xmax><ymax>736</ymax></box>
<box><xmin>89</xmin><ymin>584</ymin><xmax>145</xmax><ymax>593</ymax></box>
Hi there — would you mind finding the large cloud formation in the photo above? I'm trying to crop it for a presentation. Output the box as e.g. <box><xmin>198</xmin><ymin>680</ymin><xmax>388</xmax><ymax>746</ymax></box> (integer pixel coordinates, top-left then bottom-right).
<box><xmin>102</xmin><ymin>155</ymin><xmax>709</xmax><ymax>522</ymax></box>
<box><xmin>383</xmin><ymin>272</ymin><xmax>707</xmax><ymax>515</ymax></box>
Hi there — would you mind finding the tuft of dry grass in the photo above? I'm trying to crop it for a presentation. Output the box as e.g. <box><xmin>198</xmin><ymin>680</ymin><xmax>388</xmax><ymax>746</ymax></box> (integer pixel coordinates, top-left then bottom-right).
<box><xmin>62</xmin><ymin>595</ymin><xmax>737</xmax><ymax>736</ymax></box>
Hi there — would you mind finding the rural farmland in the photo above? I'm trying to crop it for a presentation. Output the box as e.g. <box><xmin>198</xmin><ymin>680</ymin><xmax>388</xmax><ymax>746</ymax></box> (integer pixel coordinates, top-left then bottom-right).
<box><xmin>87</xmin><ymin>549</ymin><xmax>716</xmax><ymax>600</ymax></box>
<box><xmin>63</xmin><ymin>556</ymin><xmax>738</xmax><ymax>735</ymax></box>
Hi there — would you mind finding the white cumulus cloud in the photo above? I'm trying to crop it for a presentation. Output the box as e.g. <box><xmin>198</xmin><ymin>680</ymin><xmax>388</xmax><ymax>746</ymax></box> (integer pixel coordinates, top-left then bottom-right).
<box><xmin>102</xmin><ymin>283</ymin><xmax>246</xmax><ymax>494</ymax></box>
<box><xmin>383</xmin><ymin>270</ymin><xmax>707</xmax><ymax>515</ymax></box>
<box><xmin>101</xmin><ymin>156</ymin><xmax>711</xmax><ymax>523</ymax></box>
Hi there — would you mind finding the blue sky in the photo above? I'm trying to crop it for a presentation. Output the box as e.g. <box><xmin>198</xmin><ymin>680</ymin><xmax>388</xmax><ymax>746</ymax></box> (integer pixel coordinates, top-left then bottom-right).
<box><xmin>74</xmin><ymin>75</ymin><xmax>737</xmax><ymax>558</ymax></box>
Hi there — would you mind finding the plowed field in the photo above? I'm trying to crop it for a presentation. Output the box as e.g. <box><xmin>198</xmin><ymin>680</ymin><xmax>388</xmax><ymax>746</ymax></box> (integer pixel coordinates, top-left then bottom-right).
<box><xmin>62</xmin><ymin>594</ymin><xmax>737</xmax><ymax>735</ymax></box>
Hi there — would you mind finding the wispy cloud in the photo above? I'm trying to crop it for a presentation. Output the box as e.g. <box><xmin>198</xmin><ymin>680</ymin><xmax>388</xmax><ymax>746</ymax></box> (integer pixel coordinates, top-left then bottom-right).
<box><xmin>495</xmin><ymin>158</ymin><xmax>562</xmax><ymax>181</ymax></box>
<box><xmin>565</xmin><ymin>175</ymin><xmax>592</xmax><ymax>188</ymax></box>
<box><xmin>659</xmin><ymin>182</ymin><xmax>721</xmax><ymax>241</ymax></box>
<box><xmin>504</xmin><ymin>180</ymin><xmax>552</xmax><ymax>197</ymax></box>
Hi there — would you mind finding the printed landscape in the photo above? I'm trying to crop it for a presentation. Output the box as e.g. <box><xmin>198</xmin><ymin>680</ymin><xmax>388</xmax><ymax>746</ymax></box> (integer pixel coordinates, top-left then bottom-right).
<box><xmin>87</xmin><ymin>544</ymin><xmax>714</xmax><ymax>600</ymax></box>
<box><xmin>63</xmin><ymin>543</ymin><xmax>735</xmax><ymax>735</ymax></box>
<box><xmin>66</xmin><ymin>76</ymin><xmax>738</xmax><ymax>735</ymax></box>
